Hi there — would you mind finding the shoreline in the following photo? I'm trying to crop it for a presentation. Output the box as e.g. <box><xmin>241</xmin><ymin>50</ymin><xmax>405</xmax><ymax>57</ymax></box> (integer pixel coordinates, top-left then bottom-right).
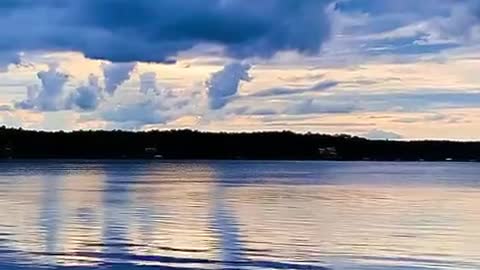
<box><xmin>2</xmin><ymin>127</ymin><xmax>480</xmax><ymax>162</ymax></box>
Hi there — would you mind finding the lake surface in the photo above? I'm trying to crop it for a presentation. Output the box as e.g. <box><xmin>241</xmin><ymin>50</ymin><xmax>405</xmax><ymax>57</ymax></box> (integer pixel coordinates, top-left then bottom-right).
<box><xmin>0</xmin><ymin>161</ymin><xmax>479</xmax><ymax>269</ymax></box>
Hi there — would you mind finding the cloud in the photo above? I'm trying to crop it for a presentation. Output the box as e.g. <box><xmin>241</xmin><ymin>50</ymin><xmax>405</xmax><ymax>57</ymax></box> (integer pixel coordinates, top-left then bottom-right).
<box><xmin>139</xmin><ymin>72</ymin><xmax>159</xmax><ymax>94</ymax></box>
<box><xmin>363</xmin><ymin>129</ymin><xmax>403</xmax><ymax>140</ymax></box>
<box><xmin>270</xmin><ymin>88</ymin><xmax>480</xmax><ymax>115</ymax></box>
<box><xmin>352</xmin><ymin>91</ymin><xmax>480</xmax><ymax>112</ymax></box>
<box><xmin>230</xmin><ymin>106</ymin><xmax>279</xmax><ymax>116</ymax></box>
<box><xmin>285</xmin><ymin>98</ymin><xmax>358</xmax><ymax>115</ymax></box>
<box><xmin>251</xmin><ymin>80</ymin><xmax>338</xmax><ymax>97</ymax></box>
<box><xmin>0</xmin><ymin>52</ymin><xmax>21</xmax><ymax>72</ymax></box>
<box><xmin>424</xmin><ymin>2</ymin><xmax>480</xmax><ymax>44</ymax></box>
<box><xmin>328</xmin><ymin>0</ymin><xmax>480</xmax><ymax>62</ymax></box>
<box><xmin>99</xmin><ymin>75</ymin><xmax>204</xmax><ymax>128</ymax></box>
<box><xmin>100</xmin><ymin>93</ymin><xmax>199</xmax><ymax>128</ymax></box>
<box><xmin>0</xmin><ymin>0</ymin><xmax>334</xmax><ymax>64</ymax></box>
<box><xmin>103</xmin><ymin>63</ymin><xmax>136</xmax><ymax>95</ymax></box>
<box><xmin>15</xmin><ymin>64</ymin><xmax>69</xmax><ymax>111</ymax></box>
<box><xmin>15</xmin><ymin>66</ymin><xmax>104</xmax><ymax>112</ymax></box>
<box><xmin>0</xmin><ymin>105</ymin><xmax>12</xmax><ymax>111</ymax></box>
<box><xmin>392</xmin><ymin>114</ymin><xmax>448</xmax><ymax>124</ymax></box>
<box><xmin>67</xmin><ymin>74</ymin><xmax>103</xmax><ymax>111</ymax></box>
<box><xmin>101</xmin><ymin>99</ymin><xmax>171</xmax><ymax>127</ymax></box>
<box><xmin>335</xmin><ymin>0</ymin><xmax>456</xmax><ymax>16</ymax></box>
<box><xmin>363</xmin><ymin>2</ymin><xmax>480</xmax><ymax>47</ymax></box>
<box><xmin>3</xmin><ymin>1</ymin><xmax>480</xmax><ymax>138</ymax></box>
<box><xmin>207</xmin><ymin>62</ymin><xmax>252</xmax><ymax>109</ymax></box>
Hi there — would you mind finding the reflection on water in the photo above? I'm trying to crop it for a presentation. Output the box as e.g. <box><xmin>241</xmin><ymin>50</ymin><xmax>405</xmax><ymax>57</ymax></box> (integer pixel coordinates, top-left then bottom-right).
<box><xmin>0</xmin><ymin>161</ymin><xmax>479</xmax><ymax>269</ymax></box>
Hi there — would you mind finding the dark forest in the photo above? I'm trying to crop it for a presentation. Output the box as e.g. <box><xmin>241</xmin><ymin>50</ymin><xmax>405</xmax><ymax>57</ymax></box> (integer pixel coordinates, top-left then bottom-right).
<box><xmin>0</xmin><ymin>126</ymin><xmax>479</xmax><ymax>161</ymax></box>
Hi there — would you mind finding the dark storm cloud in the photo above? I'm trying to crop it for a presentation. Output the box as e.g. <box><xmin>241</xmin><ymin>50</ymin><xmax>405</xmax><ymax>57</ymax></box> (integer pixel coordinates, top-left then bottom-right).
<box><xmin>335</xmin><ymin>0</ymin><xmax>455</xmax><ymax>15</ymax></box>
<box><xmin>0</xmin><ymin>0</ymin><xmax>333</xmax><ymax>63</ymax></box>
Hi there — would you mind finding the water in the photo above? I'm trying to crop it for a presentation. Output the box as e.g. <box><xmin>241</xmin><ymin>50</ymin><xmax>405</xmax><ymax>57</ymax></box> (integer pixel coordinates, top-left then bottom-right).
<box><xmin>0</xmin><ymin>161</ymin><xmax>479</xmax><ymax>269</ymax></box>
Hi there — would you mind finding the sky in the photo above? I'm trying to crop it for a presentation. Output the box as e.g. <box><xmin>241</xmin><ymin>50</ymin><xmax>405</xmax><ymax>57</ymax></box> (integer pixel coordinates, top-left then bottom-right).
<box><xmin>1</xmin><ymin>0</ymin><xmax>480</xmax><ymax>140</ymax></box>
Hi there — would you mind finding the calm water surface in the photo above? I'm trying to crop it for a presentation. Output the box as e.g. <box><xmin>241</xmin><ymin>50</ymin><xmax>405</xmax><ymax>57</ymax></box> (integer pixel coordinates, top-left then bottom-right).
<box><xmin>0</xmin><ymin>160</ymin><xmax>479</xmax><ymax>269</ymax></box>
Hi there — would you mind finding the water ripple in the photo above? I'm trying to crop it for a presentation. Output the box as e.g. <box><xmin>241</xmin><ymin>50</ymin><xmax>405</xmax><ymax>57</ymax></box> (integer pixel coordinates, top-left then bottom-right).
<box><xmin>0</xmin><ymin>161</ymin><xmax>479</xmax><ymax>269</ymax></box>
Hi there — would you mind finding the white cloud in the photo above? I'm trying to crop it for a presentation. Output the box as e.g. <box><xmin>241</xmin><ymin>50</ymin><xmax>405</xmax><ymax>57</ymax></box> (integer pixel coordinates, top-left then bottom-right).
<box><xmin>15</xmin><ymin>64</ymin><xmax>69</xmax><ymax>111</ymax></box>
<box><xmin>363</xmin><ymin>129</ymin><xmax>403</xmax><ymax>140</ymax></box>
<box><xmin>139</xmin><ymin>72</ymin><xmax>159</xmax><ymax>95</ymax></box>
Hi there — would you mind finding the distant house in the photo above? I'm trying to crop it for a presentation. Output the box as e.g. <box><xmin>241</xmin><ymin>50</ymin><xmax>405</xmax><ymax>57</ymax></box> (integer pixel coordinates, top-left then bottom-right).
<box><xmin>318</xmin><ymin>147</ymin><xmax>338</xmax><ymax>160</ymax></box>
<box><xmin>144</xmin><ymin>147</ymin><xmax>160</xmax><ymax>159</ymax></box>
<box><xmin>144</xmin><ymin>147</ymin><xmax>157</xmax><ymax>154</ymax></box>
<box><xmin>143</xmin><ymin>147</ymin><xmax>165</xmax><ymax>159</ymax></box>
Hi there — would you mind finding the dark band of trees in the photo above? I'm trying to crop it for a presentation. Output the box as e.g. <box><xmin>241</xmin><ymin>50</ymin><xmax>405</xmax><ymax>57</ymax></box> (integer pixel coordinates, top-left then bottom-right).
<box><xmin>0</xmin><ymin>126</ymin><xmax>479</xmax><ymax>161</ymax></box>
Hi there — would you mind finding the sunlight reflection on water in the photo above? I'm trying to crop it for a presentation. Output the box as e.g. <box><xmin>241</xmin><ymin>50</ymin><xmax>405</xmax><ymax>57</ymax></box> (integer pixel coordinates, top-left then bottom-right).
<box><xmin>0</xmin><ymin>160</ymin><xmax>479</xmax><ymax>269</ymax></box>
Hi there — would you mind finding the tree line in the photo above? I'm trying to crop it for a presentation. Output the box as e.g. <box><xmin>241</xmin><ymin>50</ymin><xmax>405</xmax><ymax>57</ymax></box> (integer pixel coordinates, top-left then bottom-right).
<box><xmin>1</xmin><ymin>126</ymin><xmax>479</xmax><ymax>161</ymax></box>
